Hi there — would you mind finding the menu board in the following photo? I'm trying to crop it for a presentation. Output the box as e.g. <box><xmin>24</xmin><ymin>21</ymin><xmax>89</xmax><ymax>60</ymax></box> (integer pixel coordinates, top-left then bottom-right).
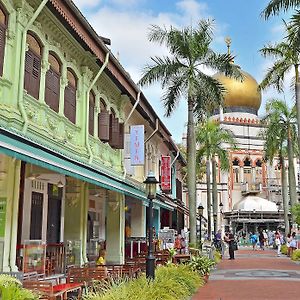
<box><xmin>0</xmin><ymin>198</ymin><xmax>7</xmax><ymax>237</ymax></box>
<box><xmin>23</xmin><ymin>240</ymin><xmax>46</xmax><ymax>275</ymax></box>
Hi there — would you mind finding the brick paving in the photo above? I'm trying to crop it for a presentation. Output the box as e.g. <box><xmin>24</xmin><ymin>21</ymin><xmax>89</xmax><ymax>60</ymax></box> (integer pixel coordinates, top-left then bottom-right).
<box><xmin>193</xmin><ymin>247</ymin><xmax>300</xmax><ymax>300</ymax></box>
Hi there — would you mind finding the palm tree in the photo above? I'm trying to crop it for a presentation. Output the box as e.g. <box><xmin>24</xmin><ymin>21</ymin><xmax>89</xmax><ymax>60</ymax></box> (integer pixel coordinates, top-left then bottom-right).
<box><xmin>196</xmin><ymin>120</ymin><xmax>236</xmax><ymax>239</ymax></box>
<box><xmin>262</xmin><ymin>0</ymin><xmax>300</xmax><ymax>19</ymax></box>
<box><xmin>262</xmin><ymin>99</ymin><xmax>297</xmax><ymax>234</ymax></box>
<box><xmin>139</xmin><ymin>20</ymin><xmax>241</xmax><ymax>244</ymax></box>
<box><xmin>259</xmin><ymin>24</ymin><xmax>300</xmax><ymax>160</ymax></box>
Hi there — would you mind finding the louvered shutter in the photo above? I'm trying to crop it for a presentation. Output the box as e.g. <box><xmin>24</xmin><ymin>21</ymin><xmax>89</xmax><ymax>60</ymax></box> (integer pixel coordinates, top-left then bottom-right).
<box><xmin>115</xmin><ymin>123</ymin><xmax>124</xmax><ymax>149</ymax></box>
<box><xmin>109</xmin><ymin>115</ymin><xmax>120</xmax><ymax>148</ymax></box>
<box><xmin>45</xmin><ymin>68</ymin><xmax>60</xmax><ymax>112</ymax></box>
<box><xmin>98</xmin><ymin>110</ymin><xmax>110</xmax><ymax>141</ymax></box>
<box><xmin>0</xmin><ymin>23</ymin><xmax>6</xmax><ymax>76</ymax></box>
<box><xmin>89</xmin><ymin>93</ymin><xmax>95</xmax><ymax>136</ymax></box>
<box><xmin>176</xmin><ymin>179</ymin><xmax>183</xmax><ymax>200</ymax></box>
<box><xmin>32</xmin><ymin>54</ymin><xmax>41</xmax><ymax>99</ymax></box>
<box><xmin>64</xmin><ymin>85</ymin><xmax>76</xmax><ymax>124</ymax></box>
<box><xmin>24</xmin><ymin>50</ymin><xmax>41</xmax><ymax>100</ymax></box>
<box><xmin>24</xmin><ymin>51</ymin><xmax>33</xmax><ymax>93</ymax></box>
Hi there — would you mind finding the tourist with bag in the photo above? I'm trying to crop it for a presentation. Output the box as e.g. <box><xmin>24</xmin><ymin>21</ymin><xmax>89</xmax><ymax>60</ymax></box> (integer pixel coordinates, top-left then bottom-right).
<box><xmin>275</xmin><ymin>230</ymin><xmax>281</xmax><ymax>257</ymax></box>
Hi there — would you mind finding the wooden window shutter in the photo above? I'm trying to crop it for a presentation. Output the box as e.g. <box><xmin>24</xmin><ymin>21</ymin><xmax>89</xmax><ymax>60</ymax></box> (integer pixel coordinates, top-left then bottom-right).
<box><xmin>24</xmin><ymin>50</ymin><xmax>41</xmax><ymax>100</ymax></box>
<box><xmin>109</xmin><ymin>115</ymin><xmax>120</xmax><ymax>148</ymax></box>
<box><xmin>0</xmin><ymin>22</ymin><xmax>6</xmax><ymax>77</ymax></box>
<box><xmin>115</xmin><ymin>123</ymin><xmax>124</xmax><ymax>149</ymax></box>
<box><xmin>89</xmin><ymin>92</ymin><xmax>95</xmax><ymax>136</ymax></box>
<box><xmin>45</xmin><ymin>68</ymin><xmax>60</xmax><ymax>112</ymax></box>
<box><xmin>64</xmin><ymin>84</ymin><xmax>76</xmax><ymax>124</ymax></box>
<box><xmin>98</xmin><ymin>110</ymin><xmax>110</xmax><ymax>141</ymax></box>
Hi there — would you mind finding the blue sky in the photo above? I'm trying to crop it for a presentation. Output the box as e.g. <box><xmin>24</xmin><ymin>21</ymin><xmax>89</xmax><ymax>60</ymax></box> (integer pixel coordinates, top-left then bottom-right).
<box><xmin>73</xmin><ymin>0</ymin><xmax>292</xmax><ymax>142</ymax></box>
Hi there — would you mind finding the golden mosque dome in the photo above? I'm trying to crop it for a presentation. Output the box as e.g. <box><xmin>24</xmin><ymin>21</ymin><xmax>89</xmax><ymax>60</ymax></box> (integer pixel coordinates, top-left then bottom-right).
<box><xmin>214</xmin><ymin>69</ymin><xmax>262</xmax><ymax>114</ymax></box>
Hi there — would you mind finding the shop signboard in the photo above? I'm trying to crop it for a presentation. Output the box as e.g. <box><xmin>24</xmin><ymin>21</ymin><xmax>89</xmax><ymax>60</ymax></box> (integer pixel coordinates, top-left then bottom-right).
<box><xmin>161</xmin><ymin>156</ymin><xmax>171</xmax><ymax>191</ymax></box>
<box><xmin>23</xmin><ymin>240</ymin><xmax>46</xmax><ymax>275</ymax></box>
<box><xmin>0</xmin><ymin>198</ymin><xmax>6</xmax><ymax>237</ymax></box>
<box><xmin>130</xmin><ymin>125</ymin><xmax>144</xmax><ymax>165</ymax></box>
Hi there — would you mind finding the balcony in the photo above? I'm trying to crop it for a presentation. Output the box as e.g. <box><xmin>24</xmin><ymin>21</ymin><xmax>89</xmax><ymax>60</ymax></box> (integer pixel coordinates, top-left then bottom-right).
<box><xmin>241</xmin><ymin>183</ymin><xmax>262</xmax><ymax>195</ymax></box>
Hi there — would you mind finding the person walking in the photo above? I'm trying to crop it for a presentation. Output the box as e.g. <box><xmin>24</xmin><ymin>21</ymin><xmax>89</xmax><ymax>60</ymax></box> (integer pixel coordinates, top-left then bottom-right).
<box><xmin>250</xmin><ymin>232</ymin><xmax>258</xmax><ymax>251</ymax></box>
<box><xmin>290</xmin><ymin>232</ymin><xmax>297</xmax><ymax>257</ymax></box>
<box><xmin>286</xmin><ymin>233</ymin><xmax>292</xmax><ymax>257</ymax></box>
<box><xmin>259</xmin><ymin>231</ymin><xmax>265</xmax><ymax>250</ymax></box>
<box><xmin>228</xmin><ymin>232</ymin><xmax>235</xmax><ymax>260</ymax></box>
<box><xmin>275</xmin><ymin>230</ymin><xmax>281</xmax><ymax>257</ymax></box>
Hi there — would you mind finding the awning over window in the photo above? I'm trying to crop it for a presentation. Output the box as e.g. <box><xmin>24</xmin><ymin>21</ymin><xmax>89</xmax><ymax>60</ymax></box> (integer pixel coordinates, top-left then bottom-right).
<box><xmin>0</xmin><ymin>129</ymin><xmax>147</xmax><ymax>201</ymax></box>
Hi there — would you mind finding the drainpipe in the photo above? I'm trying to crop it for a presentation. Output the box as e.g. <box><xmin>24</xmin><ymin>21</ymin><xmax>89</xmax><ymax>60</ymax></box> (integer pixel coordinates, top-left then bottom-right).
<box><xmin>18</xmin><ymin>0</ymin><xmax>50</xmax><ymax>133</ymax></box>
<box><xmin>124</xmin><ymin>91</ymin><xmax>141</xmax><ymax>125</ymax></box>
<box><xmin>145</xmin><ymin>119</ymin><xmax>159</xmax><ymax>143</ymax></box>
<box><xmin>171</xmin><ymin>150</ymin><xmax>180</xmax><ymax>167</ymax></box>
<box><xmin>86</xmin><ymin>52</ymin><xmax>110</xmax><ymax>163</ymax></box>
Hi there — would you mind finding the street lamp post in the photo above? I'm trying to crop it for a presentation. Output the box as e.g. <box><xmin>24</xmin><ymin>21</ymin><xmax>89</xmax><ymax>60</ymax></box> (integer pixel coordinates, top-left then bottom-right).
<box><xmin>144</xmin><ymin>171</ymin><xmax>159</xmax><ymax>280</ymax></box>
<box><xmin>197</xmin><ymin>204</ymin><xmax>204</xmax><ymax>243</ymax></box>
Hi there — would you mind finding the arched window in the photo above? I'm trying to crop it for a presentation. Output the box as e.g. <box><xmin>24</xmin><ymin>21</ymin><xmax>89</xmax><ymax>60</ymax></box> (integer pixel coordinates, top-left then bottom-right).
<box><xmin>109</xmin><ymin>109</ymin><xmax>120</xmax><ymax>148</ymax></box>
<box><xmin>256</xmin><ymin>159</ymin><xmax>262</xmax><ymax>167</ymax></box>
<box><xmin>243</xmin><ymin>157</ymin><xmax>251</xmax><ymax>167</ymax></box>
<box><xmin>45</xmin><ymin>52</ymin><xmax>61</xmax><ymax>112</ymax></box>
<box><xmin>89</xmin><ymin>91</ymin><xmax>95</xmax><ymax>135</ymax></box>
<box><xmin>98</xmin><ymin>99</ymin><xmax>109</xmax><ymax>141</ymax></box>
<box><xmin>64</xmin><ymin>68</ymin><xmax>77</xmax><ymax>124</ymax></box>
<box><xmin>232</xmin><ymin>158</ymin><xmax>240</xmax><ymax>166</ymax></box>
<box><xmin>24</xmin><ymin>33</ymin><xmax>42</xmax><ymax>99</ymax></box>
<box><xmin>0</xmin><ymin>4</ymin><xmax>7</xmax><ymax>76</ymax></box>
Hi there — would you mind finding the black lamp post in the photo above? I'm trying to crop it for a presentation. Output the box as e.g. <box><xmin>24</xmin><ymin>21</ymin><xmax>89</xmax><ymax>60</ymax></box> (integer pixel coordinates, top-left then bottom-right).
<box><xmin>219</xmin><ymin>202</ymin><xmax>224</xmax><ymax>214</ymax></box>
<box><xmin>197</xmin><ymin>204</ymin><xmax>204</xmax><ymax>242</ymax></box>
<box><xmin>144</xmin><ymin>171</ymin><xmax>159</xmax><ymax>280</ymax></box>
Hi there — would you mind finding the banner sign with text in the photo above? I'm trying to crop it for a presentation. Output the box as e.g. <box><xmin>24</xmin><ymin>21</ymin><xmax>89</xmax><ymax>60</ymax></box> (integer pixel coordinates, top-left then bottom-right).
<box><xmin>130</xmin><ymin>125</ymin><xmax>144</xmax><ymax>165</ymax></box>
<box><xmin>161</xmin><ymin>156</ymin><xmax>171</xmax><ymax>191</ymax></box>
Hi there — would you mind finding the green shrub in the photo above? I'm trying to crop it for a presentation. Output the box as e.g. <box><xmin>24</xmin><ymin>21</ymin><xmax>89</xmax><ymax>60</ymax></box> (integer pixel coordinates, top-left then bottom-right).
<box><xmin>214</xmin><ymin>251</ymin><xmax>222</xmax><ymax>263</ymax></box>
<box><xmin>0</xmin><ymin>275</ymin><xmax>37</xmax><ymax>300</ymax></box>
<box><xmin>291</xmin><ymin>249</ymin><xmax>300</xmax><ymax>261</ymax></box>
<box><xmin>189</xmin><ymin>255</ymin><xmax>215</xmax><ymax>276</ymax></box>
<box><xmin>84</xmin><ymin>264</ymin><xmax>203</xmax><ymax>300</ymax></box>
<box><xmin>281</xmin><ymin>244</ymin><xmax>288</xmax><ymax>255</ymax></box>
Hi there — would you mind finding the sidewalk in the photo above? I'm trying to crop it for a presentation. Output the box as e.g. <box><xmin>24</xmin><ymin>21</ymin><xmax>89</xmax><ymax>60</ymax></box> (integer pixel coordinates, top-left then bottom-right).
<box><xmin>193</xmin><ymin>247</ymin><xmax>300</xmax><ymax>300</ymax></box>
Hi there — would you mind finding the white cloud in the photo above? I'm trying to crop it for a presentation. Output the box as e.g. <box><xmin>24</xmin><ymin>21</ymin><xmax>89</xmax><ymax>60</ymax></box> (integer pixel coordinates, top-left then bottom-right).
<box><xmin>73</xmin><ymin>0</ymin><xmax>101</xmax><ymax>9</ymax></box>
<box><xmin>85</xmin><ymin>0</ymin><xmax>226</xmax><ymax>142</ymax></box>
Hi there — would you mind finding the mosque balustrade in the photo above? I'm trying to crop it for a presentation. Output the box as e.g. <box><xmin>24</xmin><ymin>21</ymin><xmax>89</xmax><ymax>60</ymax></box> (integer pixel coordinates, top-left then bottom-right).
<box><xmin>241</xmin><ymin>182</ymin><xmax>262</xmax><ymax>195</ymax></box>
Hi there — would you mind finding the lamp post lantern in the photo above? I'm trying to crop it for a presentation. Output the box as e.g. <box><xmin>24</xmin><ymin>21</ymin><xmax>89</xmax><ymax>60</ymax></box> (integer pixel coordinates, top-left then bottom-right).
<box><xmin>144</xmin><ymin>171</ymin><xmax>159</xmax><ymax>280</ymax></box>
<box><xmin>197</xmin><ymin>204</ymin><xmax>204</xmax><ymax>242</ymax></box>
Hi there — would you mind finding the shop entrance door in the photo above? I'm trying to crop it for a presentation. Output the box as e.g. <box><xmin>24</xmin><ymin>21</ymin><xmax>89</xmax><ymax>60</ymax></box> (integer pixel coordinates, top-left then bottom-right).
<box><xmin>47</xmin><ymin>184</ymin><xmax>62</xmax><ymax>243</ymax></box>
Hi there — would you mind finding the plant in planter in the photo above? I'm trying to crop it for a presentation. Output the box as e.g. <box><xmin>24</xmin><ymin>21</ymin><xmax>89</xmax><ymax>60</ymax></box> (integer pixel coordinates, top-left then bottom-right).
<box><xmin>291</xmin><ymin>249</ymin><xmax>300</xmax><ymax>261</ymax></box>
<box><xmin>188</xmin><ymin>256</ymin><xmax>215</xmax><ymax>282</ymax></box>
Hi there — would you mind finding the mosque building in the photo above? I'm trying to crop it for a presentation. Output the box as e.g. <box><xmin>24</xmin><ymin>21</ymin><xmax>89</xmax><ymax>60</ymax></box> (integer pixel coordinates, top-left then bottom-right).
<box><xmin>196</xmin><ymin>41</ymin><xmax>298</xmax><ymax>235</ymax></box>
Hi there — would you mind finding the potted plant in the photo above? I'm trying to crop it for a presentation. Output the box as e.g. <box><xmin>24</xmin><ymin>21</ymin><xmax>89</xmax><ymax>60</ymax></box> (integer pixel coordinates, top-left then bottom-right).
<box><xmin>188</xmin><ymin>255</ymin><xmax>215</xmax><ymax>282</ymax></box>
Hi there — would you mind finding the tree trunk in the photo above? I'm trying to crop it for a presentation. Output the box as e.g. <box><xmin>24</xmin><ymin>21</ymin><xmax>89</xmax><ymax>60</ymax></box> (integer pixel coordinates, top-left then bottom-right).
<box><xmin>280</xmin><ymin>154</ymin><xmax>290</xmax><ymax>236</ymax></box>
<box><xmin>294</xmin><ymin>66</ymin><xmax>300</xmax><ymax>158</ymax></box>
<box><xmin>287</xmin><ymin>128</ymin><xmax>297</xmax><ymax>210</ymax></box>
<box><xmin>212</xmin><ymin>155</ymin><xmax>218</xmax><ymax>234</ymax></box>
<box><xmin>187</xmin><ymin>98</ymin><xmax>197</xmax><ymax>245</ymax></box>
<box><xmin>206</xmin><ymin>159</ymin><xmax>212</xmax><ymax>241</ymax></box>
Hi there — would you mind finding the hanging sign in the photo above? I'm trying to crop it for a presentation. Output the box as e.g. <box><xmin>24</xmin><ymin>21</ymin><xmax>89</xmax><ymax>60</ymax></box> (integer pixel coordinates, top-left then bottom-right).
<box><xmin>161</xmin><ymin>156</ymin><xmax>171</xmax><ymax>191</ymax></box>
<box><xmin>130</xmin><ymin>125</ymin><xmax>144</xmax><ymax>165</ymax></box>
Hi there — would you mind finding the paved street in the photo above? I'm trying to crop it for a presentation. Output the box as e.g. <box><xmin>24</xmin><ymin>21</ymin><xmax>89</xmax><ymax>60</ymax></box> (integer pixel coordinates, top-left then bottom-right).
<box><xmin>193</xmin><ymin>248</ymin><xmax>300</xmax><ymax>300</ymax></box>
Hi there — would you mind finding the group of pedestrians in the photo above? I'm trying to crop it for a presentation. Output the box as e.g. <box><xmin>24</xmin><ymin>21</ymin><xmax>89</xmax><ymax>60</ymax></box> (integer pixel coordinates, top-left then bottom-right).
<box><xmin>248</xmin><ymin>229</ymin><xmax>298</xmax><ymax>257</ymax></box>
<box><xmin>214</xmin><ymin>230</ymin><xmax>237</xmax><ymax>260</ymax></box>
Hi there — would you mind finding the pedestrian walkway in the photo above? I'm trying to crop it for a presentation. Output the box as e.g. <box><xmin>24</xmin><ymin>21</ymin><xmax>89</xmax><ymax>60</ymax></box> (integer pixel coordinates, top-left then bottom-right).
<box><xmin>193</xmin><ymin>247</ymin><xmax>300</xmax><ymax>300</ymax></box>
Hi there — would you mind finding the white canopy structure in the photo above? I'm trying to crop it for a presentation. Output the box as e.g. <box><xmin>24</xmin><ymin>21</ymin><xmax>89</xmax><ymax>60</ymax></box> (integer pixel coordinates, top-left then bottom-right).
<box><xmin>233</xmin><ymin>195</ymin><xmax>278</xmax><ymax>212</ymax></box>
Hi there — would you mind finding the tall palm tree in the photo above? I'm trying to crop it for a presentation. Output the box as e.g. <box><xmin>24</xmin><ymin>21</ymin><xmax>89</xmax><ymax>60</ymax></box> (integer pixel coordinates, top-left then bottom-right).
<box><xmin>262</xmin><ymin>99</ymin><xmax>297</xmax><ymax>234</ymax></box>
<box><xmin>139</xmin><ymin>20</ymin><xmax>241</xmax><ymax>244</ymax></box>
<box><xmin>259</xmin><ymin>24</ymin><xmax>300</xmax><ymax>159</ymax></box>
<box><xmin>262</xmin><ymin>0</ymin><xmax>300</xmax><ymax>19</ymax></box>
<box><xmin>196</xmin><ymin>120</ymin><xmax>236</xmax><ymax>239</ymax></box>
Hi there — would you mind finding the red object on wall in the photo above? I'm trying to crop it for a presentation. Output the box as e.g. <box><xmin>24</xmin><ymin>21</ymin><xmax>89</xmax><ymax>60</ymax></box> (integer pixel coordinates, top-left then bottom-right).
<box><xmin>161</xmin><ymin>156</ymin><xmax>171</xmax><ymax>191</ymax></box>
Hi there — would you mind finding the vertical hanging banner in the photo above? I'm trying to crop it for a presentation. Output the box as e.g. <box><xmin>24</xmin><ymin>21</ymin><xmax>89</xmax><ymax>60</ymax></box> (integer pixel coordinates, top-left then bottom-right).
<box><xmin>161</xmin><ymin>156</ymin><xmax>171</xmax><ymax>191</ymax></box>
<box><xmin>130</xmin><ymin>125</ymin><xmax>144</xmax><ymax>165</ymax></box>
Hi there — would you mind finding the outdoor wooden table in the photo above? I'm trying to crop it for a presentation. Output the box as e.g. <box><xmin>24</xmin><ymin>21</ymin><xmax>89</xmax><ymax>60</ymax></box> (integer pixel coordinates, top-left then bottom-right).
<box><xmin>172</xmin><ymin>254</ymin><xmax>191</xmax><ymax>264</ymax></box>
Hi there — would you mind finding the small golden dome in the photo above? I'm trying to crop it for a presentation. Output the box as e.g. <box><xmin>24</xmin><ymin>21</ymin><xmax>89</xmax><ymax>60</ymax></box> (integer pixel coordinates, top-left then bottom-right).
<box><xmin>214</xmin><ymin>70</ymin><xmax>262</xmax><ymax>112</ymax></box>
